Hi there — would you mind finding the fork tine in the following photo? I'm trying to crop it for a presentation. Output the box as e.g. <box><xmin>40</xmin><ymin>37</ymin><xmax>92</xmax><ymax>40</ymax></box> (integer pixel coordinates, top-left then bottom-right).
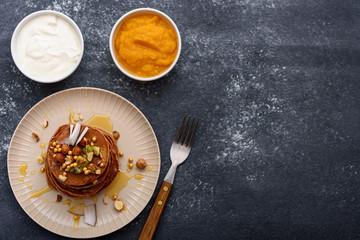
<box><xmin>174</xmin><ymin>114</ymin><xmax>187</xmax><ymax>142</ymax></box>
<box><xmin>179</xmin><ymin>115</ymin><xmax>191</xmax><ymax>144</ymax></box>
<box><xmin>188</xmin><ymin>119</ymin><xmax>199</xmax><ymax>147</ymax></box>
<box><xmin>184</xmin><ymin>117</ymin><xmax>195</xmax><ymax>146</ymax></box>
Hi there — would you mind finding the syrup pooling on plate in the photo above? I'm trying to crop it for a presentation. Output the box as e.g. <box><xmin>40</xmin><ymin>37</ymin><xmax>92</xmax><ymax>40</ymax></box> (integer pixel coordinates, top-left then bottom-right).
<box><xmin>18</xmin><ymin>163</ymin><xmax>34</xmax><ymax>189</ymax></box>
<box><xmin>73</xmin><ymin>216</ymin><xmax>79</xmax><ymax>232</ymax></box>
<box><xmin>85</xmin><ymin>115</ymin><xmax>113</xmax><ymax>134</ymax></box>
<box><xmin>28</xmin><ymin>186</ymin><xmax>52</xmax><ymax>199</ymax></box>
<box><xmin>134</xmin><ymin>174</ymin><xmax>144</xmax><ymax>180</ymax></box>
<box><xmin>62</xmin><ymin>199</ymin><xmax>72</xmax><ymax>206</ymax></box>
<box><xmin>19</xmin><ymin>163</ymin><xmax>27</xmax><ymax>176</ymax></box>
<box><xmin>105</xmin><ymin>170</ymin><xmax>132</xmax><ymax>198</ymax></box>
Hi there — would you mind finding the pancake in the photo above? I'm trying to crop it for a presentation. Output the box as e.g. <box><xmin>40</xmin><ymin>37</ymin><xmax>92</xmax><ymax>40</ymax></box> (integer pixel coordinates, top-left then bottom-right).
<box><xmin>45</xmin><ymin>124</ymin><xmax>119</xmax><ymax>198</ymax></box>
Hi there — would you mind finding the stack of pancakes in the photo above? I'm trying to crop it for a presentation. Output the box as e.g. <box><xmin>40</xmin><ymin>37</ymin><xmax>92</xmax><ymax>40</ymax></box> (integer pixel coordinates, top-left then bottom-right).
<box><xmin>45</xmin><ymin>124</ymin><xmax>119</xmax><ymax>198</ymax></box>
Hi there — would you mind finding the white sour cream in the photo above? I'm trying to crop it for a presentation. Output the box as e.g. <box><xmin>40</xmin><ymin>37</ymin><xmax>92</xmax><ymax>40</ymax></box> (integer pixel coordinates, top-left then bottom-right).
<box><xmin>17</xmin><ymin>14</ymin><xmax>81</xmax><ymax>81</ymax></box>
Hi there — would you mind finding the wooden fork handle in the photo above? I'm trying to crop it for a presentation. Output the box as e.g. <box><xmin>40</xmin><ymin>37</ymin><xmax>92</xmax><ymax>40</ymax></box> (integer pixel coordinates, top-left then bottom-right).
<box><xmin>138</xmin><ymin>181</ymin><xmax>173</xmax><ymax>240</ymax></box>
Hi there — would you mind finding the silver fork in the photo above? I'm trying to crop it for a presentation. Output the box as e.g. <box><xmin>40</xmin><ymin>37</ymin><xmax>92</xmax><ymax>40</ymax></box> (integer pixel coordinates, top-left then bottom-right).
<box><xmin>139</xmin><ymin>114</ymin><xmax>199</xmax><ymax>240</ymax></box>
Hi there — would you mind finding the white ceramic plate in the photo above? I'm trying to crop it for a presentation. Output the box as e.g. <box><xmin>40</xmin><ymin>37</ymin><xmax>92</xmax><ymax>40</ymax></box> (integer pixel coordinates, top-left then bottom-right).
<box><xmin>7</xmin><ymin>87</ymin><xmax>160</xmax><ymax>238</ymax></box>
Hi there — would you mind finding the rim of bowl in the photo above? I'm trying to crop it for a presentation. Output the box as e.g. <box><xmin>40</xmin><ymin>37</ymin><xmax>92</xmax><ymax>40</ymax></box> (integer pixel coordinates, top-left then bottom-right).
<box><xmin>11</xmin><ymin>10</ymin><xmax>84</xmax><ymax>84</ymax></box>
<box><xmin>109</xmin><ymin>8</ymin><xmax>182</xmax><ymax>81</ymax></box>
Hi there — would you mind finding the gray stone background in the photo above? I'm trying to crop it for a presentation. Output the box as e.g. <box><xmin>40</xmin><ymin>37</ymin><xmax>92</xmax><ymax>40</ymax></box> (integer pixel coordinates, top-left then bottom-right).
<box><xmin>1</xmin><ymin>0</ymin><xmax>360</xmax><ymax>239</ymax></box>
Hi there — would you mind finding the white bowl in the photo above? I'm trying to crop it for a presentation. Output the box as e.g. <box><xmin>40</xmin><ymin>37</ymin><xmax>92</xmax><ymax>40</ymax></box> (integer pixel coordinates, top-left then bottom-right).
<box><xmin>11</xmin><ymin>10</ymin><xmax>84</xmax><ymax>83</ymax></box>
<box><xmin>109</xmin><ymin>8</ymin><xmax>182</xmax><ymax>81</ymax></box>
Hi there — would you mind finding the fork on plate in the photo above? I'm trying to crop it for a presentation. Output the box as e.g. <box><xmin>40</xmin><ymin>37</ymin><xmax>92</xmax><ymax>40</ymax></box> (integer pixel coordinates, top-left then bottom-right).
<box><xmin>138</xmin><ymin>114</ymin><xmax>199</xmax><ymax>240</ymax></box>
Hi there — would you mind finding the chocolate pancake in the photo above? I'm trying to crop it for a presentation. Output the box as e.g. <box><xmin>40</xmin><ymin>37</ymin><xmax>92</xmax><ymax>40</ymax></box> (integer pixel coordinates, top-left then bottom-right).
<box><xmin>45</xmin><ymin>124</ymin><xmax>119</xmax><ymax>198</ymax></box>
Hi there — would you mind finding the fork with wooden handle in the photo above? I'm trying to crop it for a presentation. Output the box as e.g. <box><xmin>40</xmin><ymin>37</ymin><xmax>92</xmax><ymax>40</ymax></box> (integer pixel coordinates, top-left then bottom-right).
<box><xmin>138</xmin><ymin>114</ymin><xmax>199</xmax><ymax>240</ymax></box>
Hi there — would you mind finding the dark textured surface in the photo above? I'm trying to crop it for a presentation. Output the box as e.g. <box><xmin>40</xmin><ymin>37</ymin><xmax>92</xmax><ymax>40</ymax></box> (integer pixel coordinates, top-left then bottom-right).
<box><xmin>1</xmin><ymin>0</ymin><xmax>360</xmax><ymax>239</ymax></box>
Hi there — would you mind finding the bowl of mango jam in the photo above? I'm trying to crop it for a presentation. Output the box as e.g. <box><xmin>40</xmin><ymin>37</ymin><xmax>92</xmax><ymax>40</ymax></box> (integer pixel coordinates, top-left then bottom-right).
<box><xmin>109</xmin><ymin>8</ymin><xmax>181</xmax><ymax>81</ymax></box>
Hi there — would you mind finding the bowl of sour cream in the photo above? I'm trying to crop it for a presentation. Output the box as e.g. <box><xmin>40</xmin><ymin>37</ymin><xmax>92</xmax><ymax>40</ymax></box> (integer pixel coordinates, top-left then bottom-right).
<box><xmin>11</xmin><ymin>10</ymin><xmax>84</xmax><ymax>83</ymax></box>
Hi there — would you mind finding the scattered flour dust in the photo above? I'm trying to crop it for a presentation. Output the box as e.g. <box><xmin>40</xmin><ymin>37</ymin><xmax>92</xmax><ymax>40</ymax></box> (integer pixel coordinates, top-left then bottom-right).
<box><xmin>25</xmin><ymin>0</ymin><xmax>38</xmax><ymax>8</ymax></box>
<box><xmin>167</xmin><ymin>179</ymin><xmax>216</xmax><ymax>221</ymax></box>
<box><xmin>24</xmin><ymin>0</ymin><xmax>83</xmax><ymax>13</ymax></box>
<box><xmin>212</xmin><ymin>73</ymin><xmax>286</xmax><ymax>184</ymax></box>
<box><xmin>43</xmin><ymin>0</ymin><xmax>84</xmax><ymax>15</ymax></box>
<box><xmin>210</xmin><ymin>0</ymin><xmax>278</xmax><ymax>9</ymax></box>
<box><xmin>0</xmin><ymin>135</ymin><xmax>11</xmax><ymax>156</ymax></box>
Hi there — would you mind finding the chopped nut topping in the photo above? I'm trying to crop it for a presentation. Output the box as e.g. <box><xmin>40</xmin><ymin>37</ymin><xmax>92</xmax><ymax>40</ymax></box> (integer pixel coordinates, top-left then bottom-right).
<box><xmin>77</xmin><ymin>158</ymin><xmax>86</xmax><ymax>165</ymax></box>
<box><xmin>37</xmin><ymin>156</ymin><xmax>44</xmax><ymax>164</ymax></box>
<box><xmin>61</xmin><ymin>144</ymin><xmax>70</xmax><ymax>155</ymax></box>
<box><xmin>54</xmin><ymin>153</ymin><xmax>65</xmax><ymax>165</ymax></box>
<box><xmin>88</xmin><ymin>163</ymin><xmax>95</xmax><ymax>171</ymax></box>
<box><xmin>43</xmin><ymin>120</ymin><xmax>48</xmax><ymax>128</ymax></box>
<box><xmin>72</xmin><ymin>146</ymin><xmax>82</xmax><ymax>156</ymax></box>
<box><xmin>59</xmin><ymin>175</ymin><xmax>67</xmax><ymax>182</ymax></box>
<box><xmin>65</xmin><ymin>155</ymin><xmax>73</xmax><ymax>165</ymax></box>
<box><xmin>32</xmin><ymin>133</ymin><xmax>40</xmax><ymax>142</ymax></box>
<box><xmin>69</xmin><ymin>108</ymin><xmax>76</xmax><ymax>124</ymax></box>
<box><xmin>103</xmin><ymin>196</ymin><xmax>109</xmax><ymax>205</ymax></box>
<box><xmin>112</xmin><ymin>131</ymin><xmax>120</xmax><ymax>140</ymax></box>
<box><xmin>86</xmin><ymin>152</ymin><xmax>94</xmax><ymax>162</ymax></box>
<box><xmin>56</xmin><ymin>195</ymin><xmax>62</xmax><ymax>203</ymax></box>
<box><xmin>79</xmin><ymin>137</ymin><xmax>90</xmax><ymax>147</ymax></box>
<box><xmin>114</xmin><ymin>199</ymin><xmax>124</xmax><ymax>211</ymax></box>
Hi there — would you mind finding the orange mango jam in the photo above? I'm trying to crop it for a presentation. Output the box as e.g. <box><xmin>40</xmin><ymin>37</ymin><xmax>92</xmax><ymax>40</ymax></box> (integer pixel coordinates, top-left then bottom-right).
<box><xmin>114</xmin><ymin>14</ymin><xmax>178</xmax><ymax>78</ymax></box>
